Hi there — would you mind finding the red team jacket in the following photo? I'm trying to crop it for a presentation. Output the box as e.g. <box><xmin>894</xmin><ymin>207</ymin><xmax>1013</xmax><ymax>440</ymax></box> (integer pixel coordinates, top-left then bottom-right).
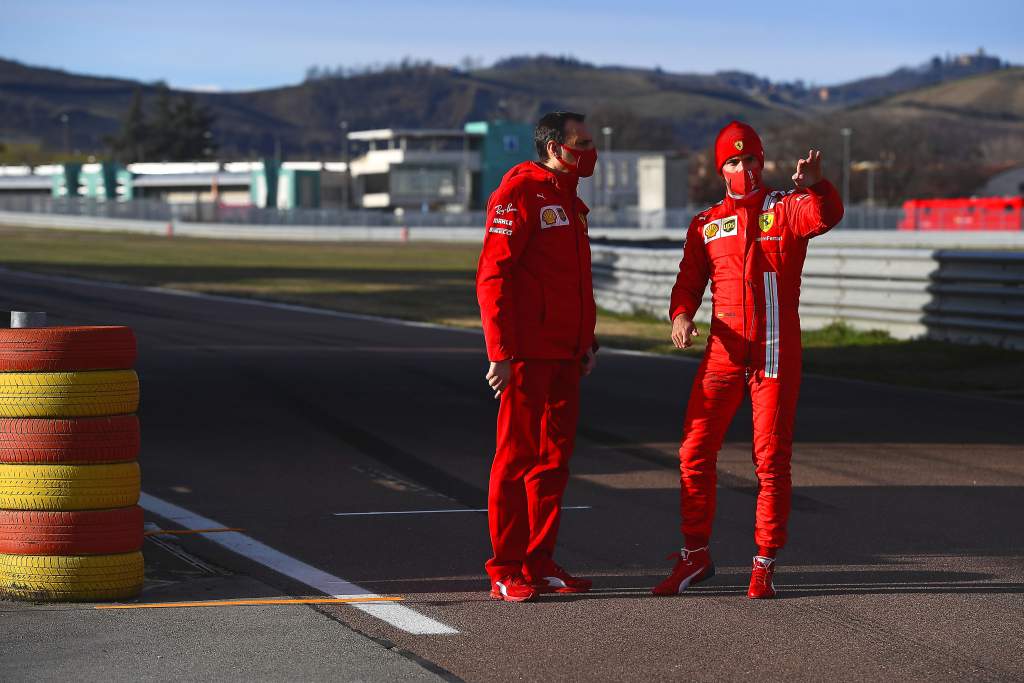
<box><xmin>670</xmin><ymin>181</ymin><xmax>844</xmax><ymax>375</ymax></box>
<box><xmin>476</xmin><ymin>161</ymin><xmax>597</xmax><ymax>362</ymax></box>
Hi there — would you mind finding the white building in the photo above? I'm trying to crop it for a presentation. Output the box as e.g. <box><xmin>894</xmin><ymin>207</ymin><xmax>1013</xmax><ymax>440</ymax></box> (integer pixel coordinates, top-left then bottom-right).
<box><xmin>346</xmin><ymin>129</ymin><xmax>479</xmax><ymax>211</ymax></box>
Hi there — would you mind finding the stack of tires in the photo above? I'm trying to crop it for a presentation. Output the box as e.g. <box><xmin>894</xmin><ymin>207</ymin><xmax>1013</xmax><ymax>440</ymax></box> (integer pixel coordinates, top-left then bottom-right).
<box><xmin>0</xmin><ymin>326</ymin><xmax>143</xmax><ymax>601</ymax></box>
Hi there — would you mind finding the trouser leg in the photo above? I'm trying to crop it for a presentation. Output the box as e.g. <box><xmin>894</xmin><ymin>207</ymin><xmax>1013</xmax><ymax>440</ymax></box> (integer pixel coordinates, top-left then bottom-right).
<box><xmin>678</xmin><ymin>356</ymin><xmax>745</xmax><ymax>547</ymax></box>
<box><xmin>485</xmin><ymin>360</ymin><xmax>551</xmax><ymax>582</ymax></box>
<box><xmin>523</xmin><ymin>360</ymin><xmax>580</xmax><ymax>577</ymax></box>
<box><xmin>748</xmin><ymin>359</ymin><xmax>802</xmax><ymax>551</ymax></box>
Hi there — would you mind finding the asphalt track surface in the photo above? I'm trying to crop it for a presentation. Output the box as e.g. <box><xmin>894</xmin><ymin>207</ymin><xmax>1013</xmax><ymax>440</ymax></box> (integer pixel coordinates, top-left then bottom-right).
<box><xmin>1</xmin><ymin>266</ymin><xmax>1023</xmax><ymax>682</ymax></box>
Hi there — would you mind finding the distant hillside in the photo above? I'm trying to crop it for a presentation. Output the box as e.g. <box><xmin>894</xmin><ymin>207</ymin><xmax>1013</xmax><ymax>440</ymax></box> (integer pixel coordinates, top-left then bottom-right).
<box><xmin>1</xmin><ymin>54</ymin><xmax>1020</xmax><ymax>203</ymax></box>
<box><xmin>0</xmin><ymin>55</ymin><xmax>808</xmax><ymax>158</ymax></box>
<box><xmin>737</xmin><ymin>68</ymin><xmax>1024</xmax><ymax>206</ymax></box>
<box><xmin>867</xmin><ymin>66</ymin><xmax>1024</xmax><ymax>122</ymax></box>
<box><xmin>807</xmin><ymin>50</ymin><xmax>1011</xmax><ymax>108</ymax></box>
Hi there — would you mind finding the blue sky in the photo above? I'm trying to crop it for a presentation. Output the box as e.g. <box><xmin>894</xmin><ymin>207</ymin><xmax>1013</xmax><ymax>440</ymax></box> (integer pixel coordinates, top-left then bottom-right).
<box><xmin>3</xmin><ymin>0</ymin><xmax>1021</xmax><ymax>91</ymax></box>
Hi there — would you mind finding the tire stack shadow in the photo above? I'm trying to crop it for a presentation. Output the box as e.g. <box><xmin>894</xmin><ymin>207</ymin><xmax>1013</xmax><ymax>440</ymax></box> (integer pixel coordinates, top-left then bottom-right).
<box><xmin>0</xmin><ymin>326</ymin><xmax>144</xmax><ymax>601</ymax></box>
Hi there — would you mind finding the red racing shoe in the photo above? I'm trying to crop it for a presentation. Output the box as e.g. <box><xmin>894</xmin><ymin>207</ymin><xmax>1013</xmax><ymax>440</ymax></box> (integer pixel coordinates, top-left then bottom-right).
<box><xmin>490</xmin><ymin>575</ymin><xmax>538</xmax><ymax>602</ymax></box>
<box><xmin>524</xmin><ymin>563</ymin><xmax>592</xmax><ymax>594</ymax></box>
<box><xmin>747</xmin><ymin>556</ymin><xmax>777</xmax><ymax>599</ymax></box>
<box><xmin>651</xmin><ymin>546</ymin><xmax>715</xmax><ymax>596</ymax></box>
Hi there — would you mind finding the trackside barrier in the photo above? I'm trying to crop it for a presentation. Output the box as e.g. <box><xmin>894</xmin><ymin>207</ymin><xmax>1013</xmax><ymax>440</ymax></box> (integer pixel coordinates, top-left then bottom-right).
<box><xmin>591</xmin><ymin>242</ymin><xmax>1024</xmax><ymax>349</ymax></box>
<box><xmin>0</xmin><ymin>316</ymin><xmax>143</xmax><ymax>601</ymax></box>
<box><xmin>2</xmin><ymin>210</ymin><xmax>1023</xmax><ymax>348</ymax></box>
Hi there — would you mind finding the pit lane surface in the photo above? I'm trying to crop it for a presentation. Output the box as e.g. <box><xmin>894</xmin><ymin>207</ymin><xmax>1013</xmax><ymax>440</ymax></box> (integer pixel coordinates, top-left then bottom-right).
<box><xmin>2</xmin><ymin>268</ymin><xmax>1022</xmax><ymax>682</ymax></box>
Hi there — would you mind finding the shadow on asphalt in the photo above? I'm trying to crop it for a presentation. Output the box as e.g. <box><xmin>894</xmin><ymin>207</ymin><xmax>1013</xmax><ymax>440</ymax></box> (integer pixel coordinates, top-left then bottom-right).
<box><xmin>360</xmin><ymin>568</ymin><xmax>1024</xmax><ymax>599</ymax></box>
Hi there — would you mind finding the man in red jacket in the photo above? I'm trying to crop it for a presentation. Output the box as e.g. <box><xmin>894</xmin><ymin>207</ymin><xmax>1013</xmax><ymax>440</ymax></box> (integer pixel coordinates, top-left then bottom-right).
<box><xmin>652</xmin><ymin>121</ymin><xmax>844</xmax><ymax>599</ymax></box>
<box><xmin>476</xmin><ymin>111</ymin><xmax>599</xmax><ymax>602</ymax></box>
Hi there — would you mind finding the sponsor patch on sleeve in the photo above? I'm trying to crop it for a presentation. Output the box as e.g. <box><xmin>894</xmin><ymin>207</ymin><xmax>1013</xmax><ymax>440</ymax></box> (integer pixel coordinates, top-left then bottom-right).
<box><xmin>488</xmin><ymin>226</ymin><xmax>514</xmax><ymax>236</ymax></box>
<box><xmin>540</xmin><ymin>204</ymin><xmax>571</xmax><ymax>229</ymax></box>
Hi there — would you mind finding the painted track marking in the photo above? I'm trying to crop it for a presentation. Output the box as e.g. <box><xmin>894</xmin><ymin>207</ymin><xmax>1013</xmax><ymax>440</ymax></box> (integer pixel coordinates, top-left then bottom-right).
<box><xmin>333</xmin><ymin>506</ymin><xmax>592</xmax><ymax>516</ymax></box>
<box><xmin>97</xmin><ymin>597</ymin><xmax>403</xmax><ymax>610</ymax></box>
<box><xmin>140</xmin><ymin>493</ymin><xmax>459</xmax><ymax>635</ymax></box>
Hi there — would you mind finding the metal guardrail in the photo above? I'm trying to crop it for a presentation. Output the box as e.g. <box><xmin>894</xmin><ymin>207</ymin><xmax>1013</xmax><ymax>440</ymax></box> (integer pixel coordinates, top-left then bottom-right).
<box><xmin>0</xmin><ymin>207</ymin><xmax>1021</xmax><ymax>349</ymax></box>
<box><xmin>590</xmin><ymin>243</ymin><xmax>1024</xmax><ymax>349</ymax></box>
<box><xmin>0</xmin><ymin>194</ymin><xmax>905</xmax><ymax>230</ymax></box>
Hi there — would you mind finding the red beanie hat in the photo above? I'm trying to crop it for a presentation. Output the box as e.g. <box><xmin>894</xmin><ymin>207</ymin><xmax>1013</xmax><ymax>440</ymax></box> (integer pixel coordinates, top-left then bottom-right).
<box><xmin>714</xmin><ymin>121</ymin><xmax>764</xmax><ymax>175</ymax></box>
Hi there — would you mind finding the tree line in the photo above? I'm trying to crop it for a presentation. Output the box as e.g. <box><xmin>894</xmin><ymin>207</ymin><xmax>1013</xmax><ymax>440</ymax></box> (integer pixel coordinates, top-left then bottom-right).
<box><xmin>106</xmin><ymin>88</ymin><xmax>218</xmax><ymax>163</ymax></box>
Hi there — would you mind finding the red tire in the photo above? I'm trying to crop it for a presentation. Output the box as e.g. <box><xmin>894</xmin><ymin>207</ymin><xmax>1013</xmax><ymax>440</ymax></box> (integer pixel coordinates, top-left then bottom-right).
<box><xmin>0</xmin><ymin>416</ymin><xmax>140</xmax><ymax>464</ymax></box>
<box><xmin>0</xmin><ymin>507</ymin><xmax>144</xmax><ymax>555</ymax></box>
<box><xmin>0</xmin><ymin>326</ymin><xmax>136</xmax><ymax>371</ymax></box>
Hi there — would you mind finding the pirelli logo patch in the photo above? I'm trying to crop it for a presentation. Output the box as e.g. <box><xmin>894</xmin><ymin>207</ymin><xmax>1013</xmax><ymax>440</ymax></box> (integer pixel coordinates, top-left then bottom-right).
<box><xmin>540</xmin><ymin>205</ymin><xmax>570</xmax><ymax>229</ymax></box>
<box><xmin>703</xmin><ymin>215</ymin><xmax>738</xmax><ymax>244</ymax></box>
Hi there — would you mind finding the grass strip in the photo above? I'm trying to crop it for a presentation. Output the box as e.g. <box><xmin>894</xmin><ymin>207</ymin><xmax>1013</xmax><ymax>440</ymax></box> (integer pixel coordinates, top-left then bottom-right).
<box><xmin>0</xmin><ymin>226</ymin><xmax>1019</xmax><ymax>399</ymax></box>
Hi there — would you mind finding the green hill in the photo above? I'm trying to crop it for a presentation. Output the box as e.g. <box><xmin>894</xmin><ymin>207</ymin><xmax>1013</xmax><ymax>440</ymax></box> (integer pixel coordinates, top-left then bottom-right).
<box><xmin>0</xmin><ymin>54</ymin><xmax>1020</xmax><ymax>204</ymax></box>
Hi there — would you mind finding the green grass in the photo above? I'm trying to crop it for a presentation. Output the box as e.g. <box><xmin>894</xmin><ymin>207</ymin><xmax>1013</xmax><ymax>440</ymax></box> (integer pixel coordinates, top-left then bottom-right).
<box><xmin>1</xmin><ymin>226</ymin><xmax>1021</xmax><ymax>399</ymax></box>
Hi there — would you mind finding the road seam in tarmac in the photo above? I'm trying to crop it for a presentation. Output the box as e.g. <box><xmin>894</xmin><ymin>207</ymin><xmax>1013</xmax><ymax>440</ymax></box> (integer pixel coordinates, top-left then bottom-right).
<box><xmin>139</xmin><ymin>492</ymin><xmax>459</xmax><ymax>635</ymax></box>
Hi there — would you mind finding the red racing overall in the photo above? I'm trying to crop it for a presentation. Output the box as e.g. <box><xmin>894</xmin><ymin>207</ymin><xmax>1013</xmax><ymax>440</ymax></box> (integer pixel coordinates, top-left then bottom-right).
<box><xmin>669</xmin><ymin>180</ymin><xmax>843</xmax><ymax>552</ymax></box>
<box><xmin>476</xmin><ymin>161</ymin><xmax>596</xmax><ymax>582</ymax></box>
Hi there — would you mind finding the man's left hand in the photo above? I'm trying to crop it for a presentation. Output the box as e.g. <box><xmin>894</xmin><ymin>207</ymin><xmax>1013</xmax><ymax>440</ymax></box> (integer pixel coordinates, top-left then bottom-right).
<box><xmin>581</xmin><ymin>349</ymin><xmax>598</xmax><ymax>377</ymax></box>
<box><xmin>792</xmin><ymin>149</ymin><xmax>823</xmax><ymax>188</ymax></box>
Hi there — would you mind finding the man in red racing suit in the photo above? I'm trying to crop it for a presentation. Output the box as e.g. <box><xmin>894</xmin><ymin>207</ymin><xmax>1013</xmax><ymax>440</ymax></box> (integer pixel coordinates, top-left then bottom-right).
<box><xmin>652</xmin><ymin>121</ymin><xmax>844</xmax><ymax>599</ymax></box>
<box><xmin>476</xmin><ymin>112</ymin><xmax>599</xmax><ymax>602</ymax></box>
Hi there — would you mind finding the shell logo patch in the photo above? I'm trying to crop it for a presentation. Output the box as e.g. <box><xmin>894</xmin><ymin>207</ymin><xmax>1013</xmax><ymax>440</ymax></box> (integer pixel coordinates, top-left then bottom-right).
<box><xmin>540</xmin><ymin>204</ymin><xmax>570</xmax><ymax>229</ymax></box>
<box><xmin>759</xmin><ymin>212</ymin><xmax>775</xmax><ymax>233</ymax></box>
<box><xmin>704</xmin><ymin>216</ymin><xmax>738</xmax><ymax>245</ymax></box>
<box><xmin>734</xmin><ymin>140</ymin><xmax>744</xmax><ymax>151</ymax></box>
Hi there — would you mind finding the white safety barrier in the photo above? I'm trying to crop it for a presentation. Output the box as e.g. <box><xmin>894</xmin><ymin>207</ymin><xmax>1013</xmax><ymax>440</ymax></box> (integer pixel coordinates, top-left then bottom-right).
<box><xmin>2</xmin><ymin>211</ymin><xmax>1022</xmax><ymax>348</ymax></box>
<box><xmin>592</xmin><ymin>234</ymin><xmax>1024</xmax><ymax>349</ymax></box>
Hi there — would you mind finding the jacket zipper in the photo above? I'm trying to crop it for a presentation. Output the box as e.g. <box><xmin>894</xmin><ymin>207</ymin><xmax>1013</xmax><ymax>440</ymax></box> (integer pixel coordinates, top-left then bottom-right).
<box><xmin>741</xmin><ymin>201</ymin><xmax>749</xmax><ymax>368</ymax></box>
<box><xmin>572</xmin><ymin>192</ymin><xmax>584</xmax><ymax>355</ymax></box>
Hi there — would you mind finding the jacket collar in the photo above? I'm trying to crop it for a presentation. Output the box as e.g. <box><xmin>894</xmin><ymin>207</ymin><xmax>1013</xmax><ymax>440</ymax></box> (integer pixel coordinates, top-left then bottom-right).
<box><xmin>724</xmin><ymin>186</ymin><xmax>770</xmax><ymax>211</ymax></box>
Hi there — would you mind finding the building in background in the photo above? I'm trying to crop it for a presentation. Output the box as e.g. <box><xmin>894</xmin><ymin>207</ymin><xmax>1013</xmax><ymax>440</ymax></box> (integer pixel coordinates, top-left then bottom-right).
<box><xmin>463</xmin><ymin>120</ymin><xmax>534</xmax><ymax>207</ymax></box>
<box><xmin>0</xmin><ymin>165</ymin><xmax>63</xmax><ymax>197</ymax></box>
<box><xmin>578</xmin><ymin>152</ymin><xmax>689</xmax><ymax>227</ymax></box>
<box><xmin>345</xmin><ymin>128</ymin><xmax>477</xmax><ymax>212</ymax></box>
<box><xmin>0</xmin><ymin>120</ymin><xmax>689</xmax><ymax>225</ymax></box>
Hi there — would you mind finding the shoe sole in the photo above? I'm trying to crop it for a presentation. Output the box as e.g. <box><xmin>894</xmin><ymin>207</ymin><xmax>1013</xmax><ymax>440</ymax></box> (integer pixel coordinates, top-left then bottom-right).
<box><xmin>747</xmin><ymin>583</ymin><xmax>776</xmax><ymax>600</ymax></box>
<box><xmin>651</xmin><ymin>563</ymin><xmax>716</xmax><ymax>596</ymax></box>
<box><xmin>489</xmin><ymin>591</ymin><xmax>537</xmax><ymax>602</ymax></box>
<box><xmin>531</xmin><ymin>585</ymin><xmax>591</xmax><ymax>594</ymax></box>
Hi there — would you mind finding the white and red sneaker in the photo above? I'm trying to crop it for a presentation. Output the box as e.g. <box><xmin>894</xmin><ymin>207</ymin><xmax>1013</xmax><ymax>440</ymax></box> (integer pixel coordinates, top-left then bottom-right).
<box><xmin>525</xmin><ymin>563</ymin><xmax>592</xmax><ymax>594</ymax></box>
<box><xmin>747</xmin><ymin>556</ymin><xmax>776</xmax><ymax>599</ymax></box>
<box><xmin>490</xmin><ymin>575</ymin><xmax>538</xmax><ymax>602</ymax></box>
<box><xmin>651</xmin><ymin>546</ymin><xmax>715</xmax><ymax>596</ymax></box>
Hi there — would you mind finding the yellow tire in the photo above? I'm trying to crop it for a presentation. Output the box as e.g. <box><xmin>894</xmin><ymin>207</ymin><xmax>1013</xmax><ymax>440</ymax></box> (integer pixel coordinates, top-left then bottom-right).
<box><xmin>0</xmin><ymin>551</ymin><xmax>143</xmax><ymax>601</ymax></box>
<box><xmin>0</xmin><ymin>463</ymin><xmax>140</xmax><ymax>510</ymax></box>
<box><xmin>0</xmin><ymin>370</ymin><xmax>139</xmax><ymax>418</ymax></box>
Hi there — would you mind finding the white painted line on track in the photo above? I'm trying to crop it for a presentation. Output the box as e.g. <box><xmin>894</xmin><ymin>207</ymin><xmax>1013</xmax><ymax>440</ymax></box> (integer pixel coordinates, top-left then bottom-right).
<box><xmin>140</xmin><ymin>492</ymin><xmax>459</xmax><ymax>635</ymax></box>
<box><xmin>334</xmin><ymin>506</ymin><xmax>592</xmax><ymax>517</ymax></box>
